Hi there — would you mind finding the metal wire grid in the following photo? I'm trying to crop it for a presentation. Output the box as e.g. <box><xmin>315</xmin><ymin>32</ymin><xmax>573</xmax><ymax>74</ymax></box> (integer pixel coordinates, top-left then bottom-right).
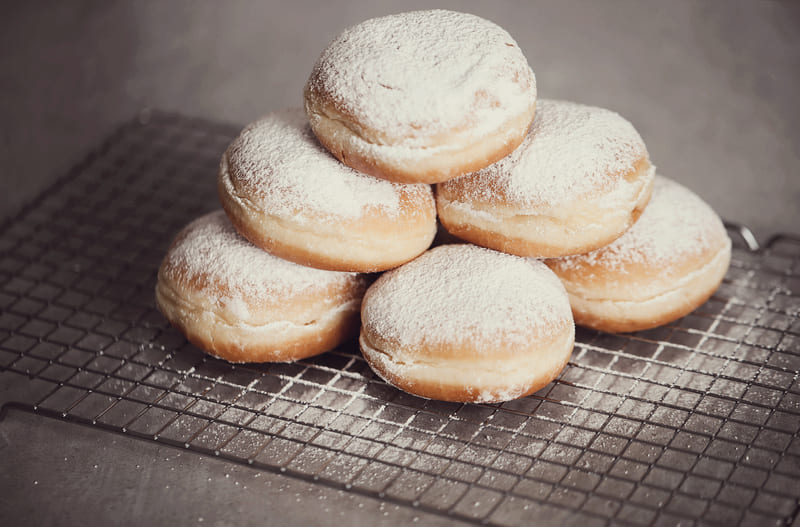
<box><xmin>1</xmin><ymin>112</ymin><xmax>798</xmax><ymax>526</ymax></box>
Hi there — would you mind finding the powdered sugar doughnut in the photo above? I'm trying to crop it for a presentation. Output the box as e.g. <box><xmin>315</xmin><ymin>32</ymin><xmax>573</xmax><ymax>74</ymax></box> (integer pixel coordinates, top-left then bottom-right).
<box><xmin>546</xmin><ymin>176</ymin><xmax>731</xmax><ymax>333</ymax></box>
<box><xmin>156</xmin><ymin>211</ymin><xmax>369</xmax><ymax>363</ymax></box>
<box><xmin>304</xmin><ymin>10</ymin><xmax>537</xmax><ymax>184</ymax></box>
<box><xmin>219</xmin><ymin>109</ymin><xmax>436</xmax><ymax>272</ymax></box>
<box><xmin>437</xmin><ymin>99</ymin><xmax>655</xmax><ymax>257</ymax></box>
<box><xmin>360</xmin><ymin>244</ymin><xmax>574</xmax><ymax>403</ymax></box>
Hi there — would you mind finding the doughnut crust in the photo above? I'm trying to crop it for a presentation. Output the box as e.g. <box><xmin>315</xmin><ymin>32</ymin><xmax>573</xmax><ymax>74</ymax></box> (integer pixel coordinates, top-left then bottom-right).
<box><xmin>304</xmin><ymin>10</ymin><xmax>537</xmax><ymax>184</ymax></box>
<box><xmin>437</xmin><ymin>99</ymin><xmax>655</xmax><ymax>257</ymax></box>
<box><xmin>360</xmin><ymin>245</ymin><xmax>575</xmax><ymax>403</ymax></box>
<box><xmin>155</xmin><ymin>211</ymin><xmax>369</xmax><ymax>363</ymax></box>
<box><xmin>219</xmin><ymin>109</ymin><xmax>437</xmax><ymax>272</ymax></box>
<box><xmin>546</xmin><ymin>176</ymin><xmax>732</xmax><ymax>333</ymax></box>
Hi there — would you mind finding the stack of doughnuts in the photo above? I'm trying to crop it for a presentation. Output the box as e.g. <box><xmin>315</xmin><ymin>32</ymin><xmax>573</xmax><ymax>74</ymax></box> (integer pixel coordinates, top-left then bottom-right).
<box><xmin>156</xmin><ymin>9</ymin><xmax>731</xmax><ymax>404</ymax></box>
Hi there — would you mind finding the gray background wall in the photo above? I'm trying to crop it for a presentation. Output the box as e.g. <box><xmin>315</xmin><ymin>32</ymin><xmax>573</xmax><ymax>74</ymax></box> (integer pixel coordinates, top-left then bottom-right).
<box><xmin>2</xmin><ymin>0</ymin><xmax>798</xmax><ymax>242</ymax></box>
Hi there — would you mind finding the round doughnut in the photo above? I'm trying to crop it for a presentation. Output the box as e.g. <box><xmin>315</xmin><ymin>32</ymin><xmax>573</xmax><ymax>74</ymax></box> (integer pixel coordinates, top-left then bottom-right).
<box><xmin>436</xmin><ymin>99</ymin><xmax>655</xmax><ymax>257</ymax></box>
<box><xmin>219</xmin><ymin>108</ymin><xmax>436</xmax><ymax>272</ymax></box>
<box><xmin>304</xmin><ymin>9</ymin><xmax>537</xmax><ymax>184</ymax></box>
<box><xmin>545</xmin><ymin>175</ymin><xmax>732</xmax><ymax>333</ymax></box>
<box><xmin>359</xmin><ymin>244</ymin><xmax>575</xmax><ymax>403</ymax></box>
<box><xmin>155</xmin><ymin>210</ymin><xmax>370</xmax><ymax>363</ymax></box>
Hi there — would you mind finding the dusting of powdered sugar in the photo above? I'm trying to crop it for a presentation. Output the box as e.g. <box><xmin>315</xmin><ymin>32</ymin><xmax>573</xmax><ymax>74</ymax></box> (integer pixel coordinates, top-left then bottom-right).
<box><xmin>163</xmin><ymin>210</ymin><xmax>360</xmax><ymax>303</ymax></box>
<box><xmin>305</xmin><ymin>10</ymin><xmax>536</xmax><ymax>146</ymax></box>
<box><xmin>362</xmin><ymin>244</ymin><xmax>571</xmax><ymax>350</ymax></box>
<box><xmin>442</xmin><ymin>99</ymin><xmax>648</xmax><ymax>208</ymax></box>
<box><xmin>551</xmin><ymin>176</ymin><xmax>726</xmax><ymax>271</ymax></box>
<box><xmin>225</xmin><ymin>108</ymin><xmax>429</xmax><ymax>221</ymax></box>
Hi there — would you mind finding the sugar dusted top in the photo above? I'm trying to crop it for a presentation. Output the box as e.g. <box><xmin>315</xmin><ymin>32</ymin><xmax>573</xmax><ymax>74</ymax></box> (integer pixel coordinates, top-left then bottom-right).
<box><xmin>224</xmin><ymin>108</ymin><xmax>431</xmax><ymax>221</ymax></box>
<box><xmin>305</xmin><ymin>10</ymin><xmax>536</xmax><ymax>147</ymax></box>
<box><xmin>442</xmin><ymin>99</ymin><xmax>650</xmax><ymax>209</ymax></box>
<box><xmin>362</xmin><ymin>244</ymin><xmax>572</xmax><ymax>350</ymax></box>
<box><xmin>162</xmin><ymin>210</ymin><xmax>361</xmax><ymax>304</ymax></box>
<box><xmin>549</xmin><ymin>176</ymin><xmax>728</xmax><ymax>273</ymax></box>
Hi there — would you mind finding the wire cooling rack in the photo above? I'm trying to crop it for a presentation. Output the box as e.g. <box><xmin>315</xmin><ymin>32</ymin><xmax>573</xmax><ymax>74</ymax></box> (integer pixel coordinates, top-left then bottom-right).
<box><xmin>1</xmin><ymin>111</ymin><xmax>798</xmax><ymax>526</ymax></box>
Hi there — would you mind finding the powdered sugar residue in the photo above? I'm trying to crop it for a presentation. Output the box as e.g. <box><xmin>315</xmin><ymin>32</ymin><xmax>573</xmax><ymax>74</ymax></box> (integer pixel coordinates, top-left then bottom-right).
<box><xmin>164</xmin><ymin>211</ymin><xmax>360</xmax><ymax>304</ymax></box>
<box><xmin>226</xmin><ymin>109</ymin><xmax>429</xmax><ymax>221</ymax></box>
<box><xmin>305</xmin><ymin>10</ymin><xmax>536</xmax><ymax>146</ymax></box>
<box><xmin>363</xmin><ymin>244</ymin><xmax>571</xmax><ymax>349</ymax></box>
<box><xmin>444</xmin><ymin>99</ymin><xmax>649</xmax><ymax>209</ymax></box>
<box><xmin>551</xmin><ymin>176</ymin><xmax>727</xmax><ymax>271</ymax></box>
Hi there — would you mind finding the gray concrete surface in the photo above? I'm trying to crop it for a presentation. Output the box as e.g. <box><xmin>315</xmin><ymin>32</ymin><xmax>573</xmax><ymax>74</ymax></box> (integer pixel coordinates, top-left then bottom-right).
<box><xmin>0</xmin><ymin>406</ymin><xmax>467</xmax><ymax>527</ymax></box>
<box><xmin>1</xmin><ymin>0</ymin><xmax>798</xmax><ymax>242</ymax></box>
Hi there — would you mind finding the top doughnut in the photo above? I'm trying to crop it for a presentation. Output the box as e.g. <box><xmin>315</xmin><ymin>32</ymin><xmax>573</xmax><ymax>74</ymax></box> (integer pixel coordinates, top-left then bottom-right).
<box><xmin>304</xmin><ymin>10</ymin><xmax>537</xmax><ymax>184</ymax></box>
